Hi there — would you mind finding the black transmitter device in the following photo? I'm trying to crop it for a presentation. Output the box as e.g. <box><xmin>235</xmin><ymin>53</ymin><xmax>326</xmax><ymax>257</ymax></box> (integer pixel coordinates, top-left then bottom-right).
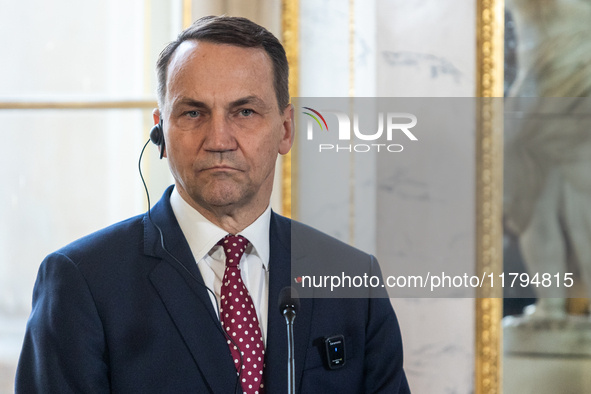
<box><xmin>324</xmin><ymin>335</ymin><xmax>346</xmax><ymax>369</ymax></box>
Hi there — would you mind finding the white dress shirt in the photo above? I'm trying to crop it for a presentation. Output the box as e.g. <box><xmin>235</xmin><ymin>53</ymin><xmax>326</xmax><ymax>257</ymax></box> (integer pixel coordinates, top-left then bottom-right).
<box><xmin>170</xmin><ymin>188</ymin><xmax>270</xmax><ymax>344</ymax></box>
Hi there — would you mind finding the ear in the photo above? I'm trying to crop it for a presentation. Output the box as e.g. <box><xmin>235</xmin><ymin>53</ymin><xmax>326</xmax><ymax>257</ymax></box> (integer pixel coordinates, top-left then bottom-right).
<box><xmin>152</xmin><ymin>108</ymin><xmax>167</xmax><ymax>158</ymax></box>
<box><xmin>278</xmin><ymin>104</ymin><xmax>295</xmax><ymax>155</ymax></box>
<box><xmin>152</xmin><ymin>108</ymin><xmax>161</xmax><ymax>125</ymax></box>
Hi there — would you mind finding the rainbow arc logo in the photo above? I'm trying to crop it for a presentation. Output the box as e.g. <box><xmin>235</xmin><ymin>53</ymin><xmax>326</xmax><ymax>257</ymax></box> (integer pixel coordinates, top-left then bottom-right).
<box><xmin>302</xmin><ymin>107</ymin><xmax>329</xmax><ymax>131</ymax></box>
<box><xmin>301</xmin><ymin>106</ymin><xmax>417</xmax><ymax>153</ymax></box>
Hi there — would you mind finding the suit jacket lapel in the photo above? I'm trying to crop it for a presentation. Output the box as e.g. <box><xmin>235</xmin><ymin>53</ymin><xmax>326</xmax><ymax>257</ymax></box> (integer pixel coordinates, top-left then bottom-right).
<box><xmin>144</xmin><ymin>186</ymin><xmax>238</xmax><ymax>393</ymax></box>
<box><xmin>265</xmin><ymin>212</ymin><xmax>313</xmax><ymax>394</ymax></box>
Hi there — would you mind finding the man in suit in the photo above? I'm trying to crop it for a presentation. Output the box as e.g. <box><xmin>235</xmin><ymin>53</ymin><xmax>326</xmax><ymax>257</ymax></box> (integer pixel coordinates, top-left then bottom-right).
<box><xmin>16</xmin><ymin>16</ymin><xmax>410</xmax><ymax>393</ymax></box>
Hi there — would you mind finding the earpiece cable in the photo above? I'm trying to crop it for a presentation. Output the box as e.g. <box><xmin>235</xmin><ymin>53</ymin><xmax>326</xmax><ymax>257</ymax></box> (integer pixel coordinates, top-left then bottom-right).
<box><xmin>138</xmin><ymin>139</ymin><xmax>244</xmax><ymax>394</ymax></box>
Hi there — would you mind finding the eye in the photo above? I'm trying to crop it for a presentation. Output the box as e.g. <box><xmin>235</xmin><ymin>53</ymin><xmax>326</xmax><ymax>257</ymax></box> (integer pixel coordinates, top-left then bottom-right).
<box><xmin>240</xmin><ymin>109</ymin><xmax>254</xmax><ymax>117</ymax></box>
<box><xmin>186</xmin><ymin>110</ymin><xmax>200</xmax><ymax>118</ymax></box>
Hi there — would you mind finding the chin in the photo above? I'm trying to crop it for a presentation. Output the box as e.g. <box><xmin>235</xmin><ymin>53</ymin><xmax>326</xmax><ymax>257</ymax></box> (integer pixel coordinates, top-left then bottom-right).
<box><xmin>192</xmin><ymin>186</ymin><xmax>249</xmax><ymax>208</ymax></box>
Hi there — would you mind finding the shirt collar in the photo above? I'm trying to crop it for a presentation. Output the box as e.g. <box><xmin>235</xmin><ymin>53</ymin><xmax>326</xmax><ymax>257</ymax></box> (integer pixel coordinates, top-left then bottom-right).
<box><xmin>238</xmin><ymin>205</ymin><xmax>271</xmax><ymax>270</ymax></box>
<box><xmin>170</xmin><ymin>187</ymin><xmax>271</xmax><ymax>270</ymax></box>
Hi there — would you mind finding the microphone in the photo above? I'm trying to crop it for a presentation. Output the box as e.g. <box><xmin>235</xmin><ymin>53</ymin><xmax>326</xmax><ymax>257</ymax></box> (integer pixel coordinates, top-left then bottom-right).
<box><xmin>278</xmin><ymin>286</ymin><xmax>300</xmax><ymax>316</ymax></box>
<box><xmin>278</xmin><ymin>286</ymin><xmax>300</xmax><ymax>394</ymax></box>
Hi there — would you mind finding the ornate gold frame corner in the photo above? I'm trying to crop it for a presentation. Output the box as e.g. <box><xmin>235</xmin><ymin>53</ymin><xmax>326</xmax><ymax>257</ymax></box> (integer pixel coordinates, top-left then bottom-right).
<box><xmin>476</xmin><ymin>0</ymin><xmax>504</xmax><ymax>393</ymax></box>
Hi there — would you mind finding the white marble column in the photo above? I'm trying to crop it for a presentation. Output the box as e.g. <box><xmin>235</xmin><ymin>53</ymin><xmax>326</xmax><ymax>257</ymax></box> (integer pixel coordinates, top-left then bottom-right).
<box><xmin>297</xmin><ymin>1</ymin><xmax>477</xmax><ymax>393</ymax></box>
<box><xmin>376</xmin><ymin>1</ymin><xmax>476</xmax><ymax>393</ymax></box>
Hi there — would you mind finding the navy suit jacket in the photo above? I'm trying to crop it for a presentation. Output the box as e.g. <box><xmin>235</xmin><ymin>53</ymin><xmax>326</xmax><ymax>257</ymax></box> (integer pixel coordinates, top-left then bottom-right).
<box><xmin>16</xmin><ymin>186</ymin><xmax>410</xmax><ymax>393</ymax></box>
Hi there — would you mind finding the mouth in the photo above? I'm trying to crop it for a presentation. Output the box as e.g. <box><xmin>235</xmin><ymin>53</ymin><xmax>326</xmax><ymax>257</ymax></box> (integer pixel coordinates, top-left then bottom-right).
<box><xmin>202</xmin><ymin>165</ymin><xmax>241</xmax><ymax>172</ymax></box>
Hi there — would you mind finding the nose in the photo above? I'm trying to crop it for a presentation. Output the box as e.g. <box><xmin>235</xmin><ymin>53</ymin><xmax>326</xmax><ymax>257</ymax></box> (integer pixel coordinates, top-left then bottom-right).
<box><xmin>203</xmin><ymin>112</ymin><xmax>237</xmax><ymax>152</ymax></box>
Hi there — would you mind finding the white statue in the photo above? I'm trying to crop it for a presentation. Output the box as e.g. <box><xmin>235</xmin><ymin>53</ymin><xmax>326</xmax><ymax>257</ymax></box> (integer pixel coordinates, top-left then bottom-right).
<box><xmin>504</xmin><ymin>0</ymin><xmax>591</xmax><ymax>320</ymax></box>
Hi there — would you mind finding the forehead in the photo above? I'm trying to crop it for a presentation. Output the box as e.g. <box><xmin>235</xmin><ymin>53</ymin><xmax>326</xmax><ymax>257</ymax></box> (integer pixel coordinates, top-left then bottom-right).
<box><xmin>165</xmin><ymin>40</ymin><xmax>275</xmax><ymax>107</ymax></box>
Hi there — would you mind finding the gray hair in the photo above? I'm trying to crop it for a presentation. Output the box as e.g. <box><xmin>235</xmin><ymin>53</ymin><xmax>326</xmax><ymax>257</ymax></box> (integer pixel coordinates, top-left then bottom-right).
<box><xmin>156</xmin><ymin>15</ymin><xmax>289</xmax><ymax>112</ymax></box>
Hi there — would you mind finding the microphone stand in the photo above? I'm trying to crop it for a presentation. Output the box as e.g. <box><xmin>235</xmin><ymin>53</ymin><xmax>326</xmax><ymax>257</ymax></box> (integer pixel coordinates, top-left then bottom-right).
<box><xmin>283</xmin><ymin>307</ymin><xmax>296</xmax><ymax>394</ymax></box>
<box><xmin>279</xmin><ymin>286</ymin><xmax>299</xmax><ymax>394</ymax></box>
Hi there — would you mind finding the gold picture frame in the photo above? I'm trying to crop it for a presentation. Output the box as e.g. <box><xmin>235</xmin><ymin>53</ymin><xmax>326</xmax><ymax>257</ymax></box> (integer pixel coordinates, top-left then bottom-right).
<box><xmin>476</xmin><ymin>1</ymin><xmax>504</xmax><ymax>393</ymax></box>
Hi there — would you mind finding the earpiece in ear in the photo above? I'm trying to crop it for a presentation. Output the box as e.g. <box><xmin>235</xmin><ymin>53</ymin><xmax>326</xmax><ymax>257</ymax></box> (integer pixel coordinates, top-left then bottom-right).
<box><xmin>149</xmin><ymin>120</ymin><xmax>165</xmax><ymax>159</ymax></box>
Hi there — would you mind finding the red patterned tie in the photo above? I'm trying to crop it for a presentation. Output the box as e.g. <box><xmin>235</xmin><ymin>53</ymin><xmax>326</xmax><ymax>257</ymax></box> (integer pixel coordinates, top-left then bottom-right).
<box><xmin>218</xmin><ymin>234</ymin><xmax>265</xmax><ymax>394</ymax></box>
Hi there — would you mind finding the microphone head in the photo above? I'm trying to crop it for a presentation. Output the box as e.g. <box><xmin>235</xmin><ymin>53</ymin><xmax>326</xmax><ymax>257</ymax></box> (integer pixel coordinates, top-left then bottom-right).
<box><xmin>278</xmin><ymin>286</ymin><xmax>300</xmax><ymax>314</ymax></box>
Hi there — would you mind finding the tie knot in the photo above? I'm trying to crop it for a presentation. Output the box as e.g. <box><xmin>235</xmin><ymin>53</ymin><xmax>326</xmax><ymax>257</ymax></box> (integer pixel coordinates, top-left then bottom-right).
<box><xmin>217</xmin><ymin>235</ymin><xmax>249</xmax><ymax>267</ymax></box>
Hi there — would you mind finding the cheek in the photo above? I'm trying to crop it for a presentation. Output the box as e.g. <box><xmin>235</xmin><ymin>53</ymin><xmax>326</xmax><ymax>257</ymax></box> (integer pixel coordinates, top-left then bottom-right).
<box><xmin>256</xmin><ymin>141</ymin><xmax>281</xmax><ymax>174</ymax></box>
<box><xmin>257</xmin><ymin>135</ymin><xmax>280</xmax><ymax>156</ymax></box>
<box><xmin>168</xmin><ymin>133</ymin><xmax>197</xmax><ymax>159</ymax></box>
<box><xmin>242</xmin><ymin>140</ymin><xmax>275</xmax><ymax>173</ymax></box>
<box><xmin>167</xmin><ymin>142</ymin><xmax>194</xmax><ymax>176</ymax></box>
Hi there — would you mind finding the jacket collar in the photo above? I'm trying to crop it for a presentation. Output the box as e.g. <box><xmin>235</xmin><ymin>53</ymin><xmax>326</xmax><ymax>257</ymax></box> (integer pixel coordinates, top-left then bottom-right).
<box><xmin>144</xmin><ymin>186</ymin><xmax>237</xmax><ymax>392</ymax></box>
